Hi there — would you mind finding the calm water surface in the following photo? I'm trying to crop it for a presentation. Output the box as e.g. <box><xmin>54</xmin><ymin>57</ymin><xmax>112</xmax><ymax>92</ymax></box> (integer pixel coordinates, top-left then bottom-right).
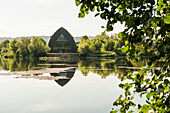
<box><xmin>0</xmin><ymin>58</ymin><xmax>145</xmax><ymax>113</ymax></box>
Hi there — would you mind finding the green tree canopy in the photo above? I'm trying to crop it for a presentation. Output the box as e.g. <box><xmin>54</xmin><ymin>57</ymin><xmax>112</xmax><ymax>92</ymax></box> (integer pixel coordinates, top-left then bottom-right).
<box><xmin>9</xmin><ymin>39</ymin><xmax>18</xmax><ymax>54</ymax></box>
<box><xmin>81</xmin><ymin>35</ymin><xmax>89</xmax><ymax>42</ymax></box>
<box><xmin>28</xmin><ymin>37</ymin><xmax>50</xmax><ymax>57</ymax></box>
<box><xmin>1</xmin><ymin>40</ymin><xmax>10</xmax><ymax>48</ymax></box>
<box><xmin>0</xmin><ymin>37</ymin><xmax>50</xmax><ymax>58</ymax></box>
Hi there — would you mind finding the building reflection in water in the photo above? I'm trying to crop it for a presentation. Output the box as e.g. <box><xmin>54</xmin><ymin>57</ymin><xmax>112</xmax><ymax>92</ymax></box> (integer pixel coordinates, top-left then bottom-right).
<box><xmin>50</xmin><ymin>68</ymin><xmax>76</xmax><ymax>87</ymax></box>
<box><xmin>15</xmin><ymin>68</ymin><xmax>76</xmax><ymax>87</ymax></box>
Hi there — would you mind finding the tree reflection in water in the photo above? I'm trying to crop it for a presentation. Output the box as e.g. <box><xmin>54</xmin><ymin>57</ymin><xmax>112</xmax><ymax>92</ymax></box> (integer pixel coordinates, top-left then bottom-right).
<box><xmin>0</xmin><ymin>58</ymin><xmax>50</xmax><ymax>72</ymax></box>
<box><xmin>0</xmin><ymin>57</ymin><xmax>146</xmax><ymax>86</ymax></box>
<box><xmin>78</xmin><ymin>58</ymin><xmax>144</xmax><ymax>79</ymax></box>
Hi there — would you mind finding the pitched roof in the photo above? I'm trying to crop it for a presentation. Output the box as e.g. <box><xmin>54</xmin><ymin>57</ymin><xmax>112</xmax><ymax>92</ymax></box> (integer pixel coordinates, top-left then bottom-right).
<box><xmin>49</xmin><ymin>27</ymin><xmax>77</xmax><ymax>53</ymax></box>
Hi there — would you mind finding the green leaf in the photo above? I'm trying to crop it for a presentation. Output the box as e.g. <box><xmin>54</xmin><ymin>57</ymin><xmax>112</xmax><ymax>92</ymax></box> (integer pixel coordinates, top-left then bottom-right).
<box><xmin>128</xmin><ymin>110</ymin><xmax>134</xmax><ymax>113</ymax></box>
<box><xmin>97</xmin><ymin>6</ymin><xmax>100</xmax><ymax>12</ymax></box>
<box><xmin>164</xmin><ymin>14</ymin><xmax>170</xmax><ymax>24</ymax></box>
<box><xmin>121</xmin><ymin>46</ymin><xmax>128</xmax><ymax>53</ymax></box>
<box><xmin>78</xmin><ymin>12</ymin><xmax>85</xmax><ymax>18</ymax></box>
<box><xmin>91</xmin><ymin>6</ymin><xmax>95</xmax><ymax>12</ymax></box>
<box><xmin>118</xmin><ymin>95</ymin><xmax>122</xmax><ymax>101</ymax></box>
<box><xmin>100</xmin><ymin>13</ymin><xmax>106</xmax><ymax>19</ymax></box>
<box><xmin>158</xmin><ymin>0</ymin><xmax>165</xmax><ymax>6</ymax></box>
<box><xmin>124</xmin><ymin>83</ymin><xmax>128</xmax><ymax>87</ymax></box>
<box><xmin>121</xmin><ymin>77</ymin><xmax>126</xmax><ymax>81</ymax></box>
<box><xmin>95</xmin><ymin>13</ymin><xmax>100</xmax><ymax>17</ymax></box>
<box><xmin>125</xmin><ymin>40</ymin><xmax>129</xmax><ymax>46</ymax></box>
<box><xmin>119</xmin><ymin>84</ymin><xmax>124</xmax><ymax>88</ymax></box>
<box><xmin>110</xmin><ymin>110</ymin><xmax>118</xmax><ymax>113</ymax></box>
<box><xmin>146</xmin><ymin>92</ymin><xmax>155</xmax><ymax>99</ymax></box>
<box><xmin>145</xmin><ymin>78</ymin><xmax>150</xmax><ymax>84</ymax></box>
<box><xmin>118</xmin><ymin>32</ymin><xmax>123</xmax><ymax>38</ymax></box>
<box><xmin>157</xmin><ymin>0</ymin><xmax>166</xmax><ymax>11</ymax></box>
<box><xmin>75</xmin><ymin>0</ymin><xmax>80</xmax><ymax>6</ymax></box>
<box><xmin>80</xmin><ymin>5</ymin><xmax>86</xmax><ymax>12</ymax></box>
<box><xmin>164</xmin><ymin>79</ymin><xmax>169</xmax><ymax>85</ymax></box>
<box><xmin>117</xmin><ymin>4</ymin><xmax>125</xmax><ymax>12</ymax></box>
<box><xmin>113</xmin><ymin>101</ymin><xmax>117</xmax><ymax>105</ymax></box>
<box><xmin>107</xmin><ymin>25</ymin><xmax>113</xmax><ymax>31</ymax></box>
<box><xmin>151</xmin><ymin>98</ymin><xmax>155</xmax><ymax>102</ymax></box>
<box><xmin>140</xmin><ymin>104</ymin><xmax>149</xmax><ymax>113</ymax></box>
<box><xmin>146</xmin><ymin>65</ymin><xmax>153</xmax><ymax>70</ymax></box>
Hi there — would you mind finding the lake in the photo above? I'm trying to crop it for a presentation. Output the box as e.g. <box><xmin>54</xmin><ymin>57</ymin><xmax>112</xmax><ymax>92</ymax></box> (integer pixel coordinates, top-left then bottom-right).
<box><xmin>0</xmin><ymin>57</ymin><xmax>146</xmax><ymax>113</ymax></box>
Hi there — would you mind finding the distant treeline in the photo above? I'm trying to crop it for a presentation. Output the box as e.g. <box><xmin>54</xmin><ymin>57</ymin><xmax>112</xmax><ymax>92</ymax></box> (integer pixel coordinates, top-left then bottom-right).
<box><xmin>0</xmin><ymin>33</ymin><xmax>146</xmax><ymax>59</ymax></box>
<box><xmin>77</xmin><ymin>33</ymin><xmax>145</xmax><ymax>57</ymax></box>
<box><xmin>0</xmin><ymin>36</ymin><xmax>94</xmax><ymax>43</ymax></box>
<box><xmin>0</xmin><ymin>37</ymin><xmax>50</xmax><ymax>58</ymax></box>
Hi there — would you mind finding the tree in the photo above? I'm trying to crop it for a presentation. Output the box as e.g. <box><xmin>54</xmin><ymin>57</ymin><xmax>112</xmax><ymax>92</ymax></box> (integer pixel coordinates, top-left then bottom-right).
<box><xmin>1</xmin><ymin>47</ymin><xmax>10</xmax><ymax>54</ymax></box>
<box><xmin>28</xmin><ymin>37</ymin><xmax>50</xmax><ymax>57</ymax></box>
<box><xmin>0</xmin><ymin>40</ymin><xmax>10</xmax><ymax>56</ymax></box>
<box><xmin>78</xmin><ymin>40</ymin><xmax>90</xmax><ymax>56</ymax></box>
<box><xmin>89</xmin><ymin>39</ymin><xmax>102</xmax><ymax>53</ymax></box>
<box><xmin>76</xmin><ymin>0</ymin><xmax>170</xmax><ymax>112</ymax></box>
<box><xmin>20</xmin><ymin>37</ymin><xmax>31</xmax><ymax>56</ymax></box>
<box><xmin>9</xmin><ymin>39</ymin><xmax>18</xmax><ymax>54</ymax></box>
<box><xmin>13</xmin><ymin>37</ymin><xmax>31</xmax><ymax>57</ymax></box>
<box><xmin>81</xmin><ymin>35</ymin><xmax>89</xmax><ymax>42</ymax></box>
<box><xmin>1</xmin><ymin>40</ymin><xmax>10</xmax><ymax>48</ymax></box>
<box><xmin>101</xmin><ymin>39</ymin><xmax>114</xmax><ymax>51</ymax></box>
<box><xmin>78</xmin><ymin>33</ymin><xmax>123</xmax><ymax>56</ymax></box>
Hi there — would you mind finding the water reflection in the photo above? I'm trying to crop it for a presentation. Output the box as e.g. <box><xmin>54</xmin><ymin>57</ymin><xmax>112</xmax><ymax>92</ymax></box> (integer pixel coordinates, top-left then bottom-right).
<box><xmin>0</xmin><ymin>58</ymin><xmax>50</xmax><ymax>72</ymax></box>
<box><xmin>51</xmin><ymin>68</ymin><xmax>76</xmax><ymax>87</ymax></box>
<box><xmin>78</xmin><ymin>58</ymin><xmax>144</xmax><ymax>79</ymax></box>
<box><xmin>0</xmin><ymin>57</ymin><xmax>145</xmax><ymax>79</ymax></box>
<box><xmin>0</xmin><ymin>57</ymin><xmax>164</xmax><ymax>113</ymax></box>
<box><xmin>0</xmin><ymin>57</ymin><xmax>148</xmax><ymax>113</ymax></box>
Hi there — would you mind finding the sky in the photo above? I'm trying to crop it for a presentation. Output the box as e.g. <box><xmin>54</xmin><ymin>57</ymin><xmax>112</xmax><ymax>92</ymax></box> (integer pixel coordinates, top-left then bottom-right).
<box><xmin>0</xmin><ymin>0</ymin><xmax>124</xmax><ymax>37</ymax></box>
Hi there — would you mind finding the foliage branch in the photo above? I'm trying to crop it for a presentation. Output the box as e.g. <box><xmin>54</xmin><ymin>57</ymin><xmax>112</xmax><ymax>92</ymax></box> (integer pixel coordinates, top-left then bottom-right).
<box><xmin>76</xmin><ymin>0</ymin><xmax>170</xmax><ymax>112</ymax></box>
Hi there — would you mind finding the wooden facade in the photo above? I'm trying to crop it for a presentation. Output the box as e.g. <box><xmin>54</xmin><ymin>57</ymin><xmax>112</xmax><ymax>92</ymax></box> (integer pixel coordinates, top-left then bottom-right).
<box><xmin>49</xmin><ymin>27</ymin><xmax>77</xmax><ymax>53</ymax></box>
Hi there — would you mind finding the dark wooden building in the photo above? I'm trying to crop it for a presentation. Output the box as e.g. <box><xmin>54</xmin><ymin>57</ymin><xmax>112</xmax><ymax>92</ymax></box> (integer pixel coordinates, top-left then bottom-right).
<box><xmin>49</xmin><ymin>27</ymin><xmax>77</xmax><ymax>53</ymax></box>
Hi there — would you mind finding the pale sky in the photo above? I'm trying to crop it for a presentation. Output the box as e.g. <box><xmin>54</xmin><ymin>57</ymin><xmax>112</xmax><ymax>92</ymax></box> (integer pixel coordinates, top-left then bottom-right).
<box><xmin>0</xmin><ymin>0</ymin><xmax>124</xmax><ymax>37</ymax></box>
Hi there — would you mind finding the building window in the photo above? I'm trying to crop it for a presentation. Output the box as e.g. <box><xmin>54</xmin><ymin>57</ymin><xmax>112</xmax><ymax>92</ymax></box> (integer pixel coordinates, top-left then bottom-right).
<box><xmin>53</xmin><ymin>41</ymin><xmax>71</xmax><ymax>53</ymax></box>
<box><xmin>56</xmin><ymin>34</ymin><xmax>68</xmax><ymax>41</ymax></box>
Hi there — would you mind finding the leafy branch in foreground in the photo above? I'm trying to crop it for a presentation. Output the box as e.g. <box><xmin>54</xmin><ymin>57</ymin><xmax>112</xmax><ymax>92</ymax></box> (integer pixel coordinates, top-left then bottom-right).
<box><xmin>76</xmin><ymin>0</ymin><xmax>170</xmax><ymax>112</ymax></box>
